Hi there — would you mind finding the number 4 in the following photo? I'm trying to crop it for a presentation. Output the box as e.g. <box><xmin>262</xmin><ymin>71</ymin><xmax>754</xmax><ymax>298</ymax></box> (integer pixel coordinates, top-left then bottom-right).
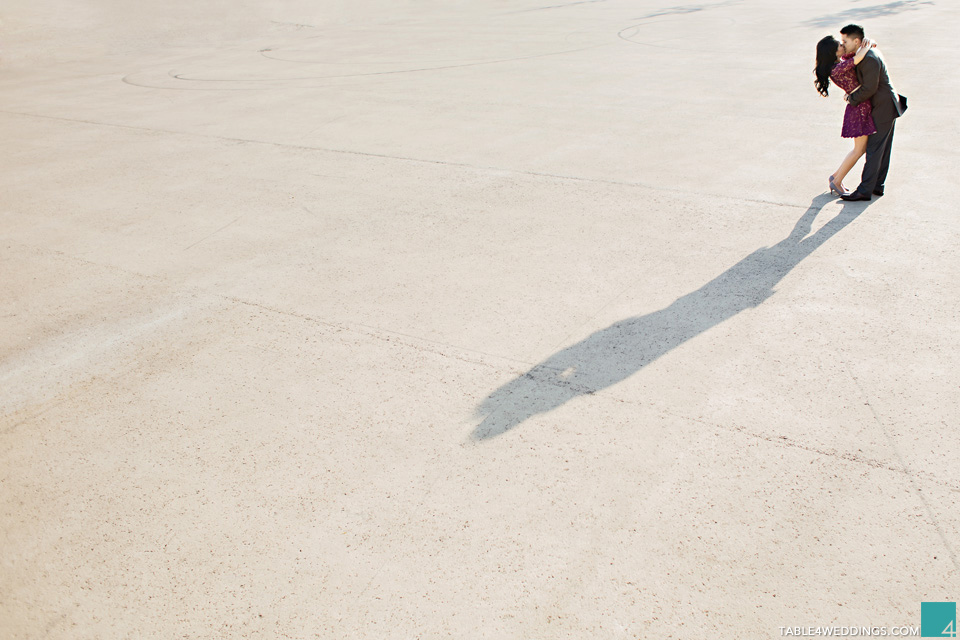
<box><xmin>944</xmin><ymin>620</ymin><xmax>957</xmax><ymax>637</ymax></box>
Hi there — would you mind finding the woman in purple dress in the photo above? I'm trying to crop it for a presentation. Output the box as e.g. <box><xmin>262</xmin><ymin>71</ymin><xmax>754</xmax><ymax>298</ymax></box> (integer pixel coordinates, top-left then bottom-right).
<box><xmin>815</xmin><ymin>35</ymin><xmax>879</xmax><ymax>195</ymax></box>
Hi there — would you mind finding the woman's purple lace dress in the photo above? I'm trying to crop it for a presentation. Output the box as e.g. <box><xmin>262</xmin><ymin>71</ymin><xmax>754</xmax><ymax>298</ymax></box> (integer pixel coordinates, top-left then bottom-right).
<box><xmin>830</xmin><ymin>54</ymin><xmax>877</xmax><ymax>138</ymax></box>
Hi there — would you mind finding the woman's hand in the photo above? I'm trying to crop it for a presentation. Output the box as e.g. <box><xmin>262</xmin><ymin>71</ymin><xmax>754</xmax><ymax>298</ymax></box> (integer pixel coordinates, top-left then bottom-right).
<box><xmin>854</xmin><ymin>38</ymin><xmax>875</xmax><ymax>64</ymax></box>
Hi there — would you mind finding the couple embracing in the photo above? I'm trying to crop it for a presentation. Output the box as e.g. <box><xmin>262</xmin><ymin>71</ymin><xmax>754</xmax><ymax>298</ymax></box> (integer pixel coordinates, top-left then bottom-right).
<box><xmin>815</xmin><ymin>24</ymin><xmax>907</xmax><ymax>201</ymax></box>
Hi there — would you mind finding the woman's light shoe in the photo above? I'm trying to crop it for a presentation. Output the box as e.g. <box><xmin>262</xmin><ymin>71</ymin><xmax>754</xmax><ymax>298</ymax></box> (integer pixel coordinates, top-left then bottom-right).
<box><xmin>829</xmin><ymin>175</ymin><xmax>847</xmax><ymax>196</ymax></box>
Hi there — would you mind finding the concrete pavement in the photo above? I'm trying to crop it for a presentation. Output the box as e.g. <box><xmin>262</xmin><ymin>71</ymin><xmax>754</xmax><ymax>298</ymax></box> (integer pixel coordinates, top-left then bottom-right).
<box><xmin>2</xmin><ymin>0</ymin><xmax>959</xmax><ymax>637</ymax></box>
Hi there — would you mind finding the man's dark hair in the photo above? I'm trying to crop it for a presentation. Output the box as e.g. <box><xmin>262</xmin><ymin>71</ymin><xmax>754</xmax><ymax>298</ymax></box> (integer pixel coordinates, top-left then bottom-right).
<box><xmin>840</xmin><ymin>24</ymin><xmax>865</xmax><ymax>41</ymax></box>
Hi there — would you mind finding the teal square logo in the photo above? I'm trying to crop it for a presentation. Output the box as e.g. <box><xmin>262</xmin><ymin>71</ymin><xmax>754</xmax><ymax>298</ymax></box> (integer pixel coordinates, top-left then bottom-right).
<box><xmin>922</xmin><ymin>602</ymin><xmax>957</xmax><ymax>637</ymax></box>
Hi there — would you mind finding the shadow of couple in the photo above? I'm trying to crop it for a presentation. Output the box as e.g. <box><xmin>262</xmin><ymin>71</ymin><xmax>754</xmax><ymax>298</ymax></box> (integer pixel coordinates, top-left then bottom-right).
<box><xmin>471</xmin><ymin>194</ymin><xmax>872</xmax><ymax>440</ymax></box>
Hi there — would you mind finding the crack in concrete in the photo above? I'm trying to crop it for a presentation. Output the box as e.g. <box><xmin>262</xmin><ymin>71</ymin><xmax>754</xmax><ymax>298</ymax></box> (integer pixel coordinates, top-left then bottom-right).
<box><xmin>839</xmin><ymin>358</ymin><xmax>960</xmax><ymax>571</ymax></box>
<box><xmin>0</xmin><ymin>108</ymin><xmax>810</xmax><ymax>211</ymax></box>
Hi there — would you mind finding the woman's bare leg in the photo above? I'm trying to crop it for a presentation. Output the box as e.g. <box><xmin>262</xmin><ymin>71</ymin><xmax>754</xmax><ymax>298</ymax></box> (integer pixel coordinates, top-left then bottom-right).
<box><xmin>832</xmin><ymin>136</ymin><xmax>869</xmax><ymax>191</ymax></box>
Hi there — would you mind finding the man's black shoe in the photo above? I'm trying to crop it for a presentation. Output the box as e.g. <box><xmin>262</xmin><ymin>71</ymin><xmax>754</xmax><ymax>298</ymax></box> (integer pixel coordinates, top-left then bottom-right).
<box><xmin>872</xmin><ymin>189</ymin><xmax>884</xmax><ymax>196</ymax></box>
<box><xmin>840</xmin><ymin>192</ymin><xmax>871</xmax><ymax>202</ymax></box>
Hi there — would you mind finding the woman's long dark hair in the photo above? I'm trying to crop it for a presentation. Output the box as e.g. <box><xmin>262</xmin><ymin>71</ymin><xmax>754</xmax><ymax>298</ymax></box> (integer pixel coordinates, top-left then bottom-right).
<box><xmin>814</xmin><ymin>35</ymin><xmax>840</xmax><ymax>97</ymax></box>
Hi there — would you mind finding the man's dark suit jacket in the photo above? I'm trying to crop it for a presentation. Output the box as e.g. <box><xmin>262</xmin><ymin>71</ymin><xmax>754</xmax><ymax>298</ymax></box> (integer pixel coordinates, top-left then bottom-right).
<box><xmin>848</xmin><ymin>49</ymin><xmax>906</xmax><ymax>125</ymax></box>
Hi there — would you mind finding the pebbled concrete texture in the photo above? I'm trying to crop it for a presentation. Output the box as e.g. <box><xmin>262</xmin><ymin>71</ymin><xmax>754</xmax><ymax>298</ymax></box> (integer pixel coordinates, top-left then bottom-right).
<box><xmin>1</xmin><ymin>0</ymin><xmax>958</xmax><ymax>637</ymax></box>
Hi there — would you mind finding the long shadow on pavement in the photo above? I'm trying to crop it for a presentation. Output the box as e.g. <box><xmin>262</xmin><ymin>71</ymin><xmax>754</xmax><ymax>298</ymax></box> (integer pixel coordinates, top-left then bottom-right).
<box><xmin>471</xmin><ymin>193</ymin><xmax>871</xmax><ymax>440</ymax></box>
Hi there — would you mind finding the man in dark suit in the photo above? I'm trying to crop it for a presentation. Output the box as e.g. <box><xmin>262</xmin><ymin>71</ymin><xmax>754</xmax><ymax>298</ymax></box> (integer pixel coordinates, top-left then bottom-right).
<box><xmin>839</xmin><ymin>24</ymin><xmax>907</xmax><ymax>201</ymax></box>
